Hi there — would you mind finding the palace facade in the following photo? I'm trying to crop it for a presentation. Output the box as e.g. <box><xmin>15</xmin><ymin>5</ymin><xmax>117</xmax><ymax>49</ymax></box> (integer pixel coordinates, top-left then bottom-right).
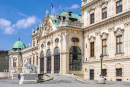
<box><xmin>9</xmin><ymin>0</ymin><xmax>130</xmax><ymax>82</ymax></box>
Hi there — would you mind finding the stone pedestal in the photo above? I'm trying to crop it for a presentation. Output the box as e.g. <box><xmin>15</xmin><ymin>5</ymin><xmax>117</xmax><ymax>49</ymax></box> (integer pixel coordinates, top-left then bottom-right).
<box><xmin>19</xmin><ymin>73</ymin><xmax>38</xmax><ymax>84</ymax></box>
<box><xmin>98</xmin><ymin>76</ymin><xmax>105</xmax><ymax>84</ymax></box>
<box><xmin>12</xmin><ymin>73</ymin><xmax>19</xmax><ymax>80</ymax></box>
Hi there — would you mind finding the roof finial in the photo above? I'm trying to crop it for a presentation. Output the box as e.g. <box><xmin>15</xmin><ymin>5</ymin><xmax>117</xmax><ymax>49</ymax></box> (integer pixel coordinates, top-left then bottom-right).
<box><xmin>19</xmin><ymin>38</ymin><xmax>20</xmax><ymax>41</ymax></box>
<box><xmin>63</xmin><ymin>8</ymin><xmax>64</xmax><ymax>12</ymax></box>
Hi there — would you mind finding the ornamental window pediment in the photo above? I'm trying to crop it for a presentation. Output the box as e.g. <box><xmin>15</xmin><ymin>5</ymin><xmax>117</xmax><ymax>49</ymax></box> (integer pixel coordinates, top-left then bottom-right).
<box><xmin>114</xmin><ymin>27</ymin><xmax>124</xmax><ymax>36</ymax></box>
<box><xmin>102</xmin><ymin>64</ymin><xmax>108</xmax><ymax>69</ymax></box>
<box><xmin>115</xmin><ymin>63</ymin><xmax>123</xmax><ymax>68</ymax></box>
<box><xmin>100</xmin><ymin>0</ymin><xmax>109</xmax><ymax>8</ymax></box>
<box><xmin>89</xmin><ymin>36</ymin><xmax>96</xmax><ymax>42</ymax></box>
<box><xmin>100</xmin><ymin>32</ymin><xmax>109</xmax><ymax>40</ymax></box>
<box><xmin>72</xmin><ymin>38</ymin><xmax>79</xmax><ymax>43</ymax></box>
<box><xmin>88</xmin><ymin>8</ymin><xmax>95</xmax><ymax>14</ymax></box>
<box><xmin>89</xmin><ymin>65</ymin><xmax>95</xmax><ymax>69</ymax></box>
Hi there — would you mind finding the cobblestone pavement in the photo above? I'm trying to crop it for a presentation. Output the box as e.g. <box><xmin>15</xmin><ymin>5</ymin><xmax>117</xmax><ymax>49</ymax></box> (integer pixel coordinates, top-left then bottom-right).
<box><xmin>0</xmin><ymin>74</ymin><xmax>130</xmax><ymax>87</ymax></box>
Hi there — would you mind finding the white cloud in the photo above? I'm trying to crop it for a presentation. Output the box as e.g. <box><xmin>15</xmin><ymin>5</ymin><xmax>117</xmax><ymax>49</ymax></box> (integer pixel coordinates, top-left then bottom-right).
<box><xmin>14</xmin><ymin>15</ymin><xmax>36</xmax><ymax>29</ymax></box>
<box><xmin>0</xmin><ymin>18</ymin><xmax>11</xmax><ymax>27</ymax></box>
<box><xmin>70</xmin><ymin>4</ymin><xmax>80</xmax><ymax>9</ymax></box>
<box><xmin>0</xmin><ymin>18</ymin><xmax>15</xmax><ymax>34</ymax></box>
<box><xmin>4</xmin><ymin>27</ymin><xmax>15</xmax><ymax>34</ymax></box>
<box><xmin>0</xmin><ymin>15</ymin><xmax>36</xmax><ymax>34</ymax></box>
<box><xmin>17</xmin><ymin>12</ymin><xmax>28</xmax><ymax>17</ymax></box>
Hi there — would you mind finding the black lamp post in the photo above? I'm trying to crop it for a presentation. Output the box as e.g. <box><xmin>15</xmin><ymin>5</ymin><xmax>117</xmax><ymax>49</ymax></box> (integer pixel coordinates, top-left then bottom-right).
<box><xmin>98</xmin><ymin>54</ymin><xmax>105</xmax><ymax>84</ymax></box>
<box><xmin>100</xmin><ymin>54</ymin><xmax>103</xmax><ymax>76</ymax></box>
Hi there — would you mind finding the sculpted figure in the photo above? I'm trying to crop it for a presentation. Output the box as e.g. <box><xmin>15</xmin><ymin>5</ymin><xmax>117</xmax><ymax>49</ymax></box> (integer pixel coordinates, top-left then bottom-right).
<box><xmin>22</xmin><ymin>57</ymin><xmax>37</xmax><ymax>73</ymax></box>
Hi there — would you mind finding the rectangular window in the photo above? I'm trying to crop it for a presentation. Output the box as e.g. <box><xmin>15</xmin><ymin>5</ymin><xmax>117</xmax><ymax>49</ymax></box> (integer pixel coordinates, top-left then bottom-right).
<box><xmin>1</xmin><ymin>62</ymin><xmax>3</xmax><ymax>65</ymax></box>
<box><xmin>90</xmin><ymin>13</ymin><xmax>94</xmax><ymax>24</ymax></box>
<box><xmin>1</xmin><ymin>66</ymin><xmax>3</xmax><ymax>69</ymax></box>
<box><xmin>4</xmin><ymin>62</ymin><xmax>6</xmax><ymax>65</ymax></box>
<box><xmin>90</xmin><ymin>42</ymin><xmax>94</xmax><ymax>57</ymax></box>
<box><xmin>116</xmin><ymin>68</ymin><xmax>122</xmax><ymax>76</ymax></box>
<box><xmin>102</xmin><ymin>8</ymin><xmax>107</xmax><ymax>19</ymax></box>
<box><xmin>4</xmin><ymin>58</ymin><xmax>6</xmax><ymax>60</ymax></box>
<box><xmin>1</xmin><ymin>58</ymin><xmax>3</xmax><ymax>60</ymax></box>
<box><xmin>102</xmin><ymin>39</ymin><xmax>107</xmax><ymax>55</ymax></box>
<box><xmin>102</xmin><ymin>69</ymin><xmax>107</xmax><ymax>76</ymax></box>
<box><xmin>116</xmin><ymin>0</ymin><xmax>122</xmax><ymax>14</ymax></box>
<box><xmin>4</xmin><ymin>66</ymin><xmax>6</xmax><ymax>69</ymax></box>
<box><xmin>13</xmin><ymin>60</ymin><xmax>16</xmax><ymax>67</ymax></box>
<box><xmin>116</xmin><ymin>35</ymin><xmax>122</xmax><ymax>54</ymax></box>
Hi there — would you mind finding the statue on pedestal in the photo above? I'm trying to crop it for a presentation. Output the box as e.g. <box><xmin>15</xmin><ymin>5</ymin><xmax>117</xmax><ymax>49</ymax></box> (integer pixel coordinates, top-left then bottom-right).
<box><xmin>22</xmin><ymin>57</ymin><xmax>37</xmax><ymax>73</ymax></box>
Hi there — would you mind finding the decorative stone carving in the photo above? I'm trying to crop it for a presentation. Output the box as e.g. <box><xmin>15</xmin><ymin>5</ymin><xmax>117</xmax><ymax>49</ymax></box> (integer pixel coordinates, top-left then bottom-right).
<box><xmin>89</xmin><ymin>36</ymin><xmax>96</xmax><ymax>42</ymax></box>
<box><xmin>46</xmin><ymin>10</ymin><xmax>49</xmax><ymax>16</ymax></box>
<box><xmin>58</xmin><ymin>33</ymin><xmax>63</xmax><ymax>43</ymax></box>
<box><xmin>102</xmin><ymin>64</ymin><xmax>108</xmax><ymax>69</ymax></box>
<box><xmin>89</xmin><ymin>8</ymin><xmax>95</xmax><ymax>14</ymax></box>
<box><xmin>124</xmin><ymin>22</ymin><xmax>130</xmax><ymax>27</ymax></box>
<box><xmin>114</xmin><ymin>27</ymin><xmax>124</xmax><ymax>36</ymax></box>
<box><xmin>100</xmin><ymin>0</ymin><xmax>108</xmax><ymax>8</ymax></box>
<box><xmin>65</xmin><ymin>34</ymin><xmax>69</xmax><ymax>43</ymax></box>
<box><xmin>108</xmin><ymin>26</ymin><xmax>115</xmax><ymax>32</ymax></box>
<box><xmin>100</xmin><ymin>32</ymin><xmax>109</xmax><ymax>39</ymax></box>
<box><xmin>115</xmin><ymin>63</ymin><xmax>123</xmax><ymax>68</ymax></box>
<box><xmin>89</xmin><ymin>65</ymin><xmax>95</xmax><ymax>69</ymax></box>
<box><xmin>95</xmin><ymin>32</ymin><xmax>101</xmax><ymax>36</ymax></box>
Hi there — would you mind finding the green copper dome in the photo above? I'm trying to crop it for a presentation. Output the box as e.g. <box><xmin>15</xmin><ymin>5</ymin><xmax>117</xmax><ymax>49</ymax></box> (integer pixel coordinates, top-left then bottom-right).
<box><xmin>12</xmin><ymin>38</ymin><xmax>26</xmax><ymax>49</ymax></box>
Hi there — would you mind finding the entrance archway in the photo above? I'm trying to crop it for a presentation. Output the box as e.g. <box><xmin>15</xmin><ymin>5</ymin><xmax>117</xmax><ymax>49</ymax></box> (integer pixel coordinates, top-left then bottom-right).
<box><xmin>46</xmin><ymin>49</ymin><xmax>51</xmax><ymax>73</ymax></box>
<box><xmin>54</xmin><ymin>47</ymin><xmax>60</xmax><ymax>73</ymax></box>
<box><xmin>40</xmin><ymin>51</ymin><xmax>44</xmax><ymax>74</ymax></box>
<box><xmin>69</xmin><ymin>46</ymin><xmax>82</xmax><ymax>71</ymax></box>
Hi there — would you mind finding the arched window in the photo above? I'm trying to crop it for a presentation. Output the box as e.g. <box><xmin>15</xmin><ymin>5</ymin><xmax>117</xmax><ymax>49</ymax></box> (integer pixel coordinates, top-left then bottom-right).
<box><xmin>69</xmin><ymin>46</ymin><xmax>82</xmax><ymax>71</ymax></box>
<box><xmin>55</xmin><ymin>38</ymin><xmax>59</xmax><ymax>43</ymax></box>
<box><xmin>47</xmin><ymin>41</ymin><xmax>51</xmax><ymax>45</ymax></box>
<box><xmin>54</xmin><ymin>47</ymin><xmax>60</xmax><ymax>55</ymax></box>
<box><xmin>46</xmin><ymin>49</ymin><xmax>51</xmax><ymax>57</ymax></box>
<box><xmin>13</xmin><ymin>59</ymin><xmax>16</xmax><ymax>67</ymax></box>
<box><xmin>46</xmin><ymin>49</ymin><xmax>51</xmax><ymax>73</ymax></box>
<box><xmin>40</xmin><ymin>51</ymin><xmax>44</xmax><ymax>73</ymax></box>
<box><xmin>54</xmin><ymin>47</ymin><xmax>60</xmax><ymax>73</ymax></box>
<box><xmin>72</xmin><ymin>38</ymin><xmax>79</xmax><ymax>42</ymax></box>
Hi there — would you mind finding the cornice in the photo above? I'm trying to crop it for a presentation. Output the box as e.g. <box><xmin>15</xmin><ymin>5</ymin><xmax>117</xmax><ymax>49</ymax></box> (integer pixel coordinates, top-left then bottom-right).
<box><xmin>84</xmin><ymin>11</ymin><xmax>130</xmax><ymax>31</ymax></box>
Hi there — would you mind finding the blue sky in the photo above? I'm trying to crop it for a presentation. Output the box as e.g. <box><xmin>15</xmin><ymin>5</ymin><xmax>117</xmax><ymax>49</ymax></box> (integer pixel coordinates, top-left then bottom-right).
<box><xmin>0</xmin><ymin>0</ymin><xmax>81</xmax><ymax>50</ymax></box>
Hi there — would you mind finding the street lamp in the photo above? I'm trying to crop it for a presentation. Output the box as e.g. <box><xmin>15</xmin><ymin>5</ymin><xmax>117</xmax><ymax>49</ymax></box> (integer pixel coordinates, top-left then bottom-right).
<box><xmin>98</xmin><ymin>54</ymin><xmax>105</xmax><ymax>84</ymax></box>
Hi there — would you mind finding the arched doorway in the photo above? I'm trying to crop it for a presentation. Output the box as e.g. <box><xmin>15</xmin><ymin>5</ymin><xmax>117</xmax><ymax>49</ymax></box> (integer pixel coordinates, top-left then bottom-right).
<box><xmin>46</xmin><ymin>49</ymin><xmax>51</xmax><ymax>73</ymax></box>
<box><xmin>40</xmin><ymin>51</ymin><xmax>44</xmax><ymax>74</ymax></box>
<box><xmin>54</xmin><ymin>47</ymin><xmax>60</xmax><ymax>73</ymax></box>
<box><xmin>69</xmin><ymin>46</ymin><xmax>82</xmax><ymax>71</ymax></box>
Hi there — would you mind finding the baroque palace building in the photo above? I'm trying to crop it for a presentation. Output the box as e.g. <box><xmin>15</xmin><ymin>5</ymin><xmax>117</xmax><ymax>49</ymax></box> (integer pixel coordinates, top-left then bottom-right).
<box><xmin>9</xmin><ymin>0</ymin><xmax>130</xmax><ymax>82</ymax></box>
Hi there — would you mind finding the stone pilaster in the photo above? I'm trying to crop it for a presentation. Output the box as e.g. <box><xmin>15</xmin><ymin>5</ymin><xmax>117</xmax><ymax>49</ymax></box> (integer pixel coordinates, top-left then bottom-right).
<box><xmin>51</xmin><ymin>55</ymin><xmax>54</xmax><ymax>74</ymax></box>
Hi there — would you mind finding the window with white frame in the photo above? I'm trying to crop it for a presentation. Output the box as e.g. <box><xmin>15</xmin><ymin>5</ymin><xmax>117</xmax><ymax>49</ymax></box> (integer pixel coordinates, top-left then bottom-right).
<box><xmin>102</xmin><ymin>39</ymin><xmax>107</xmax><ymax>55</ymax></box>
<box><xmin>116</xmin><ymin>35</ymin><xmax>122</xmax><ymax>54</ymax></box>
